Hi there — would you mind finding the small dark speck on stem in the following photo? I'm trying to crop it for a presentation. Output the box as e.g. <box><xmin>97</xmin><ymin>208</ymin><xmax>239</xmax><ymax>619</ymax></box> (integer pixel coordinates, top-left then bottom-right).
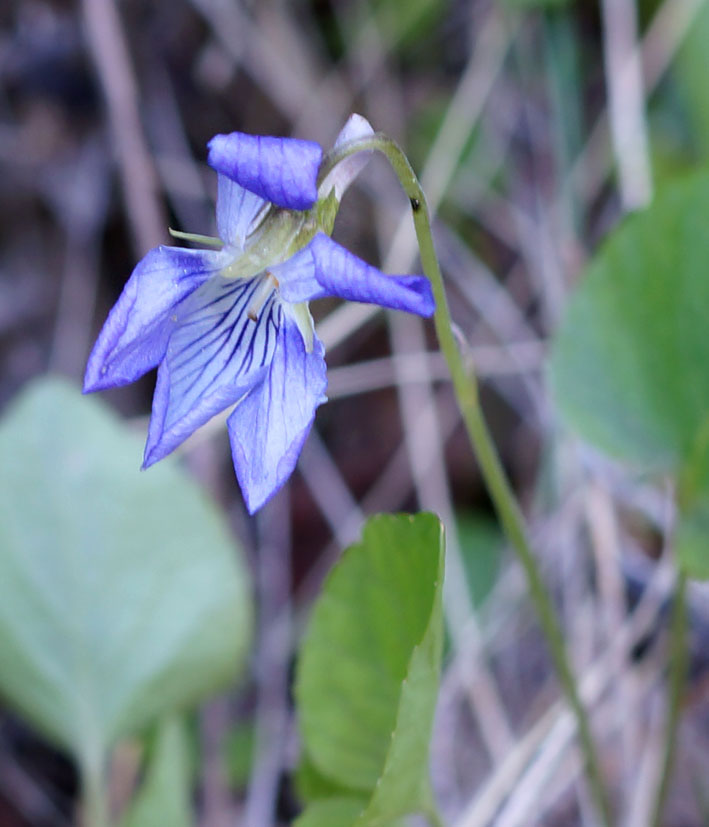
<box><xmin>410</xmin><ymin>197</ymin><xmax>421</xmax><ymax>212</ymax></box>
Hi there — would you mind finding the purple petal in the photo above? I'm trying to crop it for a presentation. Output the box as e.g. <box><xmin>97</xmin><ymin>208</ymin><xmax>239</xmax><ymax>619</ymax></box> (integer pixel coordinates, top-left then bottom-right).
<box><xmin>208</xmin><ymin>132</ymin><xmax>322</xmax><ymax>211</ymax></box>
<box><xmin>84</xmin><ymin>246</ymin><xmax>229</xmax><ymax>393</ymax></box>
<box><xmin>143</xmin><ymin>275</ymin><xmax>281</xmax><ymax>467</ymax></box>
<box><xmin>216</xmin><ymin>173</ymin><xmax>267</xmax><ymax>249</ymax></box>
<box><xmin>227</xmin><ymin>316</ymin><xmax>327</xmax><ymax>514</ymax></box>
<box><xmin>273</xmin><ymin>233</ymin><xmax>435</xmax><ymax>317</ymax></box>
<box><xmin>319</xmin><ymin>113</ymin><xmax>374</xmax><ymax>201</ymax></box>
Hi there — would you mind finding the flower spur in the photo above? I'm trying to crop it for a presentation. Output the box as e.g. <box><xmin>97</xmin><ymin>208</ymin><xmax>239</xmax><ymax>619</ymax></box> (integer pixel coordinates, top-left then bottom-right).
<box><xmin>84</xmin><ymin>115</ymin><xmax>435</xmax><ymax>513</ymax></box>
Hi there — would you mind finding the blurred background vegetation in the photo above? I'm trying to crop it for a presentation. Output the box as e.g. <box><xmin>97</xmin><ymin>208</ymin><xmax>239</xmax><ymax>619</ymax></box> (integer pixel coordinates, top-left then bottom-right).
<box><xmin>3</xmin><ymin>0</ymin><xmax>709</xmax><ymax>824</ymax></box>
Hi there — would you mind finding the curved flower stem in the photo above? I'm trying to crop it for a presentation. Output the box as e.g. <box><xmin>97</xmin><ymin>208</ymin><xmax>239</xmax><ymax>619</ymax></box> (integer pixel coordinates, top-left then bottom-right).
<box><xmin>650</xmin><ymin>569</ymin><xmax>688</xmax><ymax>827</ymax></box>
<box><xmin>320</xmin><ymin>135</ymin><xmax>613</xmax><ymax>827</ymax></box>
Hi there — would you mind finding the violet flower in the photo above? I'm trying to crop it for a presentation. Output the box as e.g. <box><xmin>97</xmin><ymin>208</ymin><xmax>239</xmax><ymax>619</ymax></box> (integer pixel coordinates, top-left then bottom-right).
<box><xmin>84</xmin><ymin>115</ymin><xmax>434</xmax><ymax>513</ymax></box>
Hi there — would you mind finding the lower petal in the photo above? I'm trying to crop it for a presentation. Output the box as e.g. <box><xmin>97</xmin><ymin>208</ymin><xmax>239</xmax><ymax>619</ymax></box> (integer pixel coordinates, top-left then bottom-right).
<box><xmin>143</xmin><ymin>276</ymin><xmax>281</xmax><ymax>467</ymax></box>
<box><xmin>227</xmin><ymin>317</ymin><xmax>328</xmax><ymax>514</ymax></box>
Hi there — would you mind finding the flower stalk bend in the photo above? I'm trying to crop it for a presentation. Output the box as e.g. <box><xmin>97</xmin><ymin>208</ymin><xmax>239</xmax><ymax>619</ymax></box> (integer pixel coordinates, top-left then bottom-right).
<box><xmin>320</xmin><ymin>134</ymin><xmax>613</xmax><ymax>827</ymax></box>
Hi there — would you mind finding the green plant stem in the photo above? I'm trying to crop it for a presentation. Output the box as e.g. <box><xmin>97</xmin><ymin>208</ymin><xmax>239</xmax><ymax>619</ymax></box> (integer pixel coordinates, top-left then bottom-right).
<box><xmin>425</xmin><ymin>806</ymin><xmax>446</xmax><ymax>827</ymax></box>
<box><xmin>650</xmin><ymin>570</ymin><xmax>689</xmax><ymax>827</ymax></box>
<box><xmin>319</xmin><ymin>135</ymin><xmax>613</xmax><ymax>827</ymax></box>
<box><xmin>81</xmin><ymin>760</ymin><xmax>110</xmax><ymax>827</ymax></box>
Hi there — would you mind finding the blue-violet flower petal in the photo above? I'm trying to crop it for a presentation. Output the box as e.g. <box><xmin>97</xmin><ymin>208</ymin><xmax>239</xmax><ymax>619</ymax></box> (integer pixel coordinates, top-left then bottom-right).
<box><xmin>208</xmin><ymin>133</ymin><xmax>322</xmax><ymax>211</ymax></box>
<box><xmin>84</xmin><ymin>246</ymin><xmax>229</xmax><ymax>393</ymax></box>
<box><xmin>228</xmin><ymin>315</ymin><xmax>327</xmax><ymax>513</ymax></box>
<box><xmin>143</xmin><ymin>275</ymin><xmax>281</xmax><ymax>468</ymax></box>
<box><xmin>85</xmin><ymin>116</ymin><xmax>436</xmax><ymax>514</ymax></box>
<box><xmin>216</xmin><ymin>174</ymin><xmax>267</xmax><ymax>249</ymax></box>
<box><xmin>273</xmin><ymin>233</ymin><xmax>435</xmax><ymax>317</ymax></box>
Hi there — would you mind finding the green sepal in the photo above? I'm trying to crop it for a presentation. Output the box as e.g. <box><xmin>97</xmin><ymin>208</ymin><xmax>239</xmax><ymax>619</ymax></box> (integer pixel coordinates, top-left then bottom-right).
<box><xmin>168</xmin><ymin>229</ymin><xmax>224</xmax><ymax>249</ymax></box>
<box><xmin>315</xmin><ymin>189</ymin><xmax>339</xmax><ymax>236</ymax></box>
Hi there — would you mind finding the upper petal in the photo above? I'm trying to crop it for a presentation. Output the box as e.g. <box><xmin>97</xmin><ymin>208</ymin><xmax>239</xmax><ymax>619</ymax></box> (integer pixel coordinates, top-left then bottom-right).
<box><xmin>273</xmin><ymin>233</ymin><xmax>435</xmax><ymax>317</ymax></box>
<box><xmin>216</xmin><ymin>173</ymin><xmax>267</xmax><ymax>249</ymax></box>
<box><xmin>143</xmin><ymin>274</ymin><xmax>282</xmax><ymax>467</ymax></box>
<box><xmin>208</xmin><ymin>133</ymin><xmax>323</xmax><ymax>211</ymax></box>
<box><xmin>227</xmin><ymin>314</ymin><xmax>327</xmax><ymax>514</ymax></box>
<box><xmin>84</xmin><ymin>246</ymin><xmax>229</xmax><ymax>392</ymax></box>
<box><xmin>319</xmin><ymin>113</ymin><xmax>375</xmax><ymax>202</ymax></box>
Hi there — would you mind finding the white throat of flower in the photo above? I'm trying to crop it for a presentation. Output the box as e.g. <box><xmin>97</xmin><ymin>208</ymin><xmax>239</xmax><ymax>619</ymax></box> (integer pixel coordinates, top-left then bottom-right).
<box><xmin>246</xmin><ymin>272</ymin><xmax>279</xmax><ymax>322</ymax></box>
<box><xmin>241</xmin><ymin>268</ymin><xmax>315</xmax><ymax>354</ymax></box>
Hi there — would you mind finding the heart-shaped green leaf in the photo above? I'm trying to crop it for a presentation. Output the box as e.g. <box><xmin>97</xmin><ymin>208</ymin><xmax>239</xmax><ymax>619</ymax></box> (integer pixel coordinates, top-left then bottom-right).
<box><xmin>295</xmin><ymin>512</ymin><xmax>444</xmax><ymax>825</ymax></box>
<box><xmin>0</xmin><ymin>378</ymin><xmax>252</xmax><ymax>776</ymax></box>
<box><xmin>550</xmin><ymin>170</ymin><xmax>709</xmax><ymax>579</ymax></box>
<box><xmin>550</xmin><ymin>170</ymin><xmax>709</xmax><ymax>470</ymax></box>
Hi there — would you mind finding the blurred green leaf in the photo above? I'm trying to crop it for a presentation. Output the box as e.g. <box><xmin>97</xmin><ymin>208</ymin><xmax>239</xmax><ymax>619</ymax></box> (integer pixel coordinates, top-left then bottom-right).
<box><xmin>295</xmin><ymin>513</ymin><xmax>444</xmax><ymax>825</ymax></box>
<box><xmin>0</xmin><ymin>378</ymin><xmax>252</xmax><ymax>776</ymax></box>
<box><xmin>294</xmin><ymin>752</ymin><xmax>357</xmax><ymax>804</ymax></box>
<box><xmin>120</xmin><ymin>717</ymin><xmax>193</xmax><ymax>827</ymax></box>
<box><xmin>294</xmin><ymin>798</ymin><xmax>369</xmax><ymax>827</ymax></box>
<box><xmin>457</xmin><ymin>514</ymin><xmax>503</xmax><ymax>607</ymax></box>
<box><xmin>550</xmin><ymin>170</ymin><xmax>709</xmax><ymax>470</ymax></box>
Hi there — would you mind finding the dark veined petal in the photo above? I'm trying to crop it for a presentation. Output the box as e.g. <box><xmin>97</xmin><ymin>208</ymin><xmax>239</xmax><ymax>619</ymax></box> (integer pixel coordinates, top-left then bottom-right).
<box><xmin>208</xmin><ymin>132</ymin><xmax>322</xmax><ymax>211</ymax></box>
<box><xmin>142</xmin><ymin>275</ymin><xmax>282</xmax><ymax>467</ymax></box>
<box><xmin>227</xmin><ymin>314</ymin><xmax>327</xmax><ymax>514</ymax></box>
<box><xmin>273</xmin><ymin>233</ymin><xmax>435</xmax><ymax>317</ymax></box>
<box><xmin>216</xmin><ymin>173</ymin><xmax>267</xmax><ymax>249</ymax></box>
<box><xmin>83</xmin><ymin>246</ymin><xmax>230</xmax><ymax>393</ymax></box>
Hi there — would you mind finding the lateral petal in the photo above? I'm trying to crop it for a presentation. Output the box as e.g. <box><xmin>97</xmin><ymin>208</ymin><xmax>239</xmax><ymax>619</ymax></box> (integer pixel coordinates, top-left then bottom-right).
<box><xmin>143</xmin><ymin>275</ymin><xmax>281</xmax><ymax>467</ymax></box>
<box><xmin>83</xmin><ymin>246</ymin><xmax>229</xmax><ymax>393</ymax></box>
<box><xmin>273</xmin><ymin>233</ymin><xmax>435</xmax><ymax>317</ymax></box>
<box><xmin>216</xmin><ymin>173</ymin><xmax>268</xmax><ymax>249</ymax></box>
<box><xmin>208</xmin><ymin>132</ymin><xmax>322</xmax><ymax>211</ymax></box>
<box><xmin>227</xmin><ymin>316</ymin><xmax>327</xmax><ymax>514</ymax></box>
